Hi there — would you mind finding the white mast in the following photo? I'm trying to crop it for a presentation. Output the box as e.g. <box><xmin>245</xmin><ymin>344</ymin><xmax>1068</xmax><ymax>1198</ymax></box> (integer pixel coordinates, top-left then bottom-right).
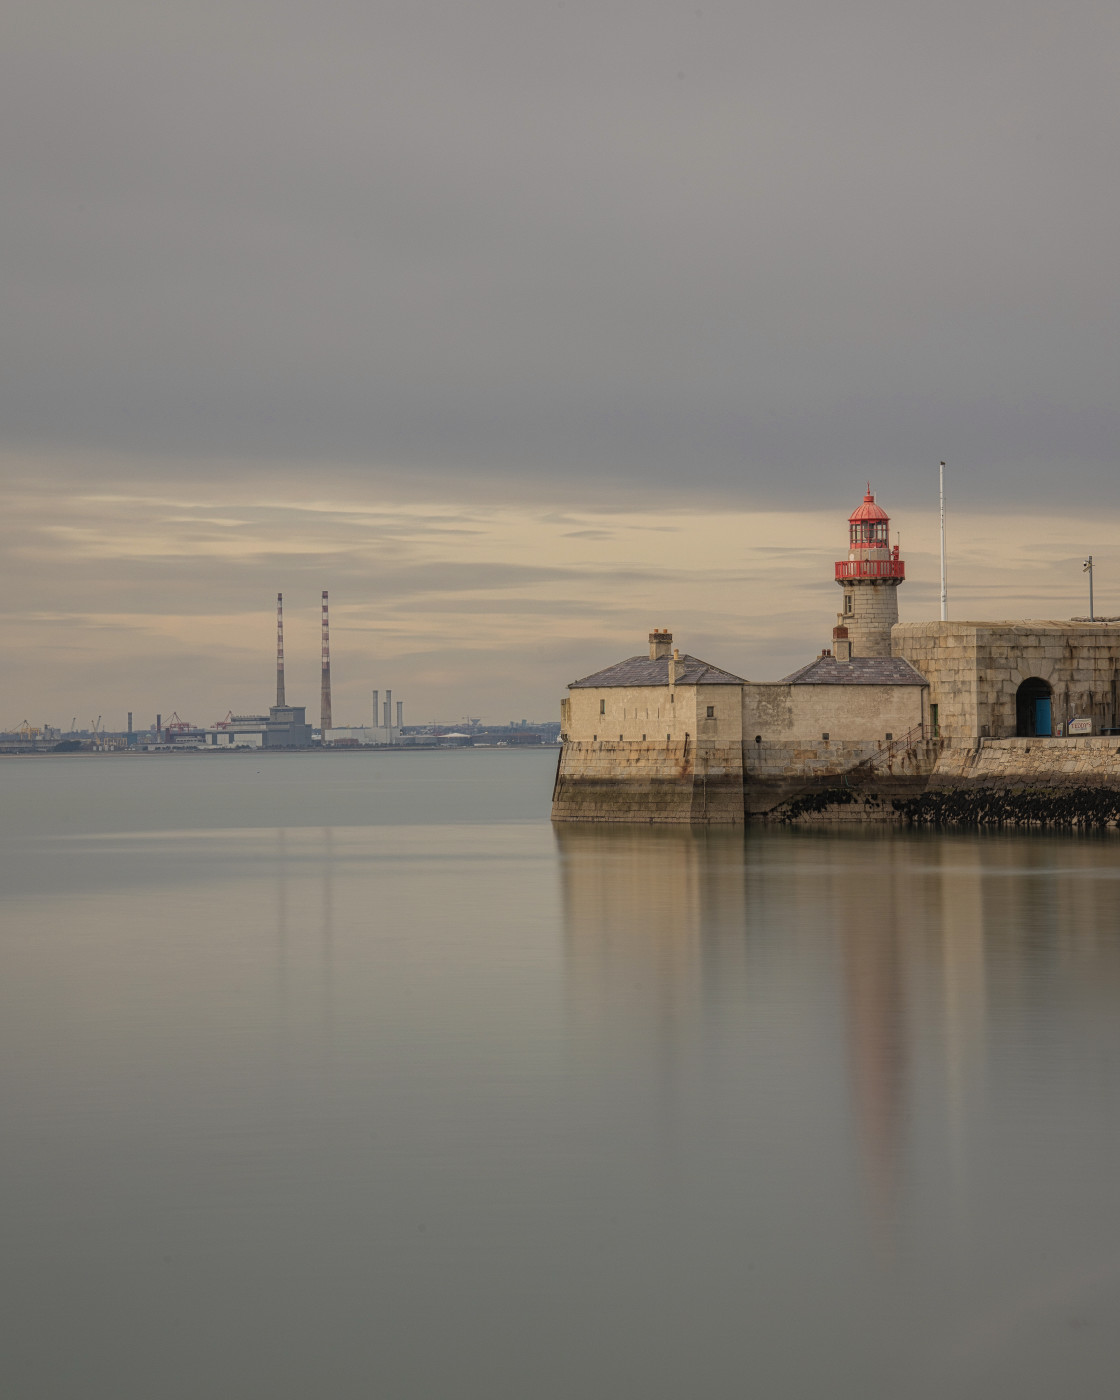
<box><xmin>939</xmin><ymin>461</ymin><xmax>948</xmax><ymax>621</ymax></box>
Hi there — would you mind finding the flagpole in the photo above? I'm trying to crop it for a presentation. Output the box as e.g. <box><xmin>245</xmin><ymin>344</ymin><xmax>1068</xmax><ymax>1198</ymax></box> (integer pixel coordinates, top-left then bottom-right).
<box><xmin>939</xmin><ymin>461</ymin><xmax>947</xmax><ymax>621</ymax></box>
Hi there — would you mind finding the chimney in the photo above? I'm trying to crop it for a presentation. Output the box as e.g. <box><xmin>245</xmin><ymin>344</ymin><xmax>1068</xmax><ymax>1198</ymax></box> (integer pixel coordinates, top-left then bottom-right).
<box><xmin>832</xmin><ymin>625</ymin><xmax>852</xmax><ymax>663</ymax></box>
<box><xmin>320</xmin><ymin>591</ymin><xmax>332</xmax><ymax>732</ymax></box>
<box><xmin>649</xmin><ymin>629</ymin><xmax>673</xmax><ymax>660</ymax></box>
<box><xmin>276</xmin><ymin>593</ymin><xmax>286</xmax><ymax>707</ymax></box>
<box><xmin>156</xmin><ymin>713</ymin><xmax>162</xmax><ymax>741</ymax></box>
<box><xmin>372</xmin><ymin>690</ymin><xmax>379</xmax><ymax>731</ymax></box>
<box><xmin>396</xmin><ymin>700</ymin><xmax>403</xmax><ymax>732</ymax></box>
<box><xmin>384</xmin><ymin>689</ymin><xmax>392</xmax><ymax>730</ymax></box>
<box><xmin>669</xmin><ymin>647</ymin><xmax>680</xmax><ymax>687</ymax></box>
<box><xmin>127</xmin><ymin>712</ymin><xmax>133</xmax><ymax>733</ymax></box>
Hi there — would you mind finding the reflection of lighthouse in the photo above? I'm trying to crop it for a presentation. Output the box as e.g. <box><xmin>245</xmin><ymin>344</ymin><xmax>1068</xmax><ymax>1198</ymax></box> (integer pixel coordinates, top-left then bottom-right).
<box><xmin>843</xmin><ymin>904</ymin><xmax>907</xmax><ymax>1238</ymax></box>
<box><xmin>835</xmin><ymin>487</ymin><xmax>905</xmax><ymax>656</ymax></box>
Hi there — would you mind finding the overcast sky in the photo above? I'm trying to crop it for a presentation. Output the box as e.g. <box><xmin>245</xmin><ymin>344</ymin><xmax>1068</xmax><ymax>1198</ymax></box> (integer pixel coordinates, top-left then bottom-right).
<box><xmin>3</xmin><ymin>0</ymin><xmax>1118</xmax><ymax>725</ymax></box>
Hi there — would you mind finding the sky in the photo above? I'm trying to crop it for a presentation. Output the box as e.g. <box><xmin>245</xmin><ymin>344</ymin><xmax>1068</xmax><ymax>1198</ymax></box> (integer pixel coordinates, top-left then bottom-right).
<box><xmin>2</xmin><ymin>0</ymin><xmax>1118</xmax><ymax>728</ymax></box>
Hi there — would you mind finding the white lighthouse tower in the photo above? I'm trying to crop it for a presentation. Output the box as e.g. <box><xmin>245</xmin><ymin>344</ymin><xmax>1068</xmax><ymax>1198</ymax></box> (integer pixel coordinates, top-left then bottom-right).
<box><xmin>835</xmin><ymin>486</ymin><xmax>904</xmax><ymax>657</ymax></box>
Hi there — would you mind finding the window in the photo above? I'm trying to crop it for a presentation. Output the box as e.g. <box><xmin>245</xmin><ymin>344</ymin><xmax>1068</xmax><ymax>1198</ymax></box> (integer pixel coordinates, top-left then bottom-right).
<box><xmin>599</xmin><ymin>698</ymin><xmax>605</xmax><ymax>715</ymax></box>
<box><xmin>885</xmin><ymin>732</ymin><xmax>893</xmax><ymax>741</ymax></box>
<box><xmin>822</xmin><ymin>732</ymin><xmax>829</xmax><ymax>741</ymax></box>
<box><xmin>706</xmin><ymin>706</ymin><xmax>715</xmax><ymax>718</ymax></box>
<box><xmin>844</xmin><ymin>594</ymin><xmax>852</xmax><ymax>614</ymax></box>
<box><xmin>670</xmin><ymin>693</ymin><xmax>675</xmax><ymax>704</ymax></box>
<box><xmin>930</xmin><ymin>703</ymin><xmax>939</xmax><ymax>738</ymax></box>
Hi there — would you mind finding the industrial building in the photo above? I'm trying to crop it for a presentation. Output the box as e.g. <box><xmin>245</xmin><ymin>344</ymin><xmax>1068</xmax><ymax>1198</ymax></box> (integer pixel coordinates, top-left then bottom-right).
<box><xmin>202</xmin><ymin>705</ymin><xmax>313</xmax><ymax>748</ymax></box>
<box><xmin>324</xmin><ymin>689</ymin><xmax>405</xmax><ymax>746</ymax></box>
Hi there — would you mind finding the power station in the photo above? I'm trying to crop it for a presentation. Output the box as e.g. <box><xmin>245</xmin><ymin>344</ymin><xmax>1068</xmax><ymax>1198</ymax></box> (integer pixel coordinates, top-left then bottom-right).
<box><xmin>139</xmin><ymin>592</ymin><xmax>406</xmax><ymax>749</ymax></box>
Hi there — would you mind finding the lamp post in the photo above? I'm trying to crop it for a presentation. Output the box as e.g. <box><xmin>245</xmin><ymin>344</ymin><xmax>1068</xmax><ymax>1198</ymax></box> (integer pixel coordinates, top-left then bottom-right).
<box><xmin>1083</xmin><ymin>555</ymin><xmax>1094</xmax><ymax>622</ymax></box>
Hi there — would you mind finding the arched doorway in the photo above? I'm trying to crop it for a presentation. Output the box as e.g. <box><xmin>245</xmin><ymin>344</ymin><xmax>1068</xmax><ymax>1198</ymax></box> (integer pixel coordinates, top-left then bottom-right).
<box><xmin>1016</xmin><ymin>678</ymin><xmax>1053</xmax><ymax>737</ymax></box>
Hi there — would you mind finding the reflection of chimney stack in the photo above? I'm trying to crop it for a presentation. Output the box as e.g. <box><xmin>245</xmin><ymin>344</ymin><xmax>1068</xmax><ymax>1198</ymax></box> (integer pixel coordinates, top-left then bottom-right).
<box><xmin>320</xmin><ymin>591</ymin><xmax>332</xmax><ymax>732</ymax></box>
<box><xmin>276</xmin><ymin>593</ymin><xmax>286</xmax><ymax>706</ymax></box>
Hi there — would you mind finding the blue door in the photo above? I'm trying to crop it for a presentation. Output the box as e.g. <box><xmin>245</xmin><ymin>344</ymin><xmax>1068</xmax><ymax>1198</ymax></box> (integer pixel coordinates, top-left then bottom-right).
<box><xmin>1035</xmin><ymin>696</ymin><xmax>1052</xmax><ymax>736</ymax></box>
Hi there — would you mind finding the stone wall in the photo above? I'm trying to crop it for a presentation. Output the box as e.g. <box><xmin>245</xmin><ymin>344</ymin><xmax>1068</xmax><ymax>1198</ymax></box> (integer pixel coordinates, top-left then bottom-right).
<box><xmin>932</xmin><ymin>736</ymin><xmax>1120</xmax><ymax>785</ymax></box>
<box><xmin>838</xmin><ymin>578</ymin><xmax>899</xmax><ymax>656</ymax></box>
<box><xmin>563</xmin><ymin>682</ymin><xmax>743</xmax><ymax>746</ymax></box>
<box><xmin>552</xmin><ymin>738</ymin><xmax>745</xmax><ymax>823</ymax></box>
<box><xmin>893</xmin><ymin>621</ymin><xmax>1120</xmax><ymax>743</ymax></box>
<box><xmin>746</xmin><ymin>737</ymin><xmax>942</xmax><ymax>817</ymax></box>
<box><xmin>760</xmin><ymin>736</ymin><xmax>1120</xmax><ymax>827</ymax></box>
<box><xmin>742</xmin><ymin>681</ymin><xmax>925</xmax><ymax>745</ymax></box>
<box><xmin>905</xmin><ymin>736</ymin><xmax>1120</xmax><ymax>827</ymax></box>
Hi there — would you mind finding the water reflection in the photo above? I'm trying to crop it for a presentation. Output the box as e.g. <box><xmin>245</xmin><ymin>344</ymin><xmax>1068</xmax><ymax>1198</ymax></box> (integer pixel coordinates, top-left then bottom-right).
<box><xmin>9</xmin><ymin>795</ymin><xmax>1120</xmax><ymax>1399</ymax></box>
<box><xmin>555</xmin><ymin>825</ymin><xmax>749</xmax><ymax>1051</ymax></box>
<box><xmin>556</xmin><ymin>826</ymin><xmax>1120</xmax><ymax>1254</ymax></box>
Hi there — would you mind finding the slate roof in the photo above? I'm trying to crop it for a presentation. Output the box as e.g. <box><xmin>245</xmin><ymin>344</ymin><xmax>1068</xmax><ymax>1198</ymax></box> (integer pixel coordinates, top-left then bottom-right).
<box><xmin>780</xmin><ymin>655</ymin><xmax>928</xmax><ymax>686</ymax></box>
<box><xmin>569</xmin><ymin>654</ymin><xmax>747</xmax><ymax>689</ymax></box>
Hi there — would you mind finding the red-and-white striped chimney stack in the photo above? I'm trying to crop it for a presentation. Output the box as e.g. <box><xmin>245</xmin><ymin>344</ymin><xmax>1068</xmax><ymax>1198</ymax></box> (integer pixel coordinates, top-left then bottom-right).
<box><xmin>320</xmin><ymin>590</ymin><xmax>332</xmax><ymax>732</ymax></box>
<box><xmin>276</xmin><ymin>593</ymin><xmax>286</xmax><ymax>707</ymax></box>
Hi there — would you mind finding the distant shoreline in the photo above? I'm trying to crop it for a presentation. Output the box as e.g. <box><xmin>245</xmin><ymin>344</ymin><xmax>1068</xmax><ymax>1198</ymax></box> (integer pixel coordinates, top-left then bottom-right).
<box><xmin>0</xmin><ymin>744</ymin><xmax>561</xmax><ymax>758</ymax></box>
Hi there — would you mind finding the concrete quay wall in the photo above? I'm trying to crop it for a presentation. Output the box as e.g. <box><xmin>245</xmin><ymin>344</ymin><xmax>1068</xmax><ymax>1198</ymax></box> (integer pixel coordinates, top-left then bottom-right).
<box><xmin>552</xmin><ymin>739</ymin><xmax>745</xmax><ymax>824</ymax></box>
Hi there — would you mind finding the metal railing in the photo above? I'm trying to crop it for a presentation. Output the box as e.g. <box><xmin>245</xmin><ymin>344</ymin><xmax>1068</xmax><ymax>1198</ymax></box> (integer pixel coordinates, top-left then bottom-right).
<box><xmin>842</xmin><ymin>723</ymin><xmax>927</xmax><ymax>777</ymax></box>
<box><xmin>834</xmin><ymin>559</ymin><xmax>906</xmax><ymax>581</ymax></box>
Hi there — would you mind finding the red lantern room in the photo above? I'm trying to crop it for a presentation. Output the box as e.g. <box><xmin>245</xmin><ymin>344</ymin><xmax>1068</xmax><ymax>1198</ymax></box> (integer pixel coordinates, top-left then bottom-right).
<box><xmin>836</xmin><ymin>485</ymin><xmax>904</xmax><ymax>581</ymax></box>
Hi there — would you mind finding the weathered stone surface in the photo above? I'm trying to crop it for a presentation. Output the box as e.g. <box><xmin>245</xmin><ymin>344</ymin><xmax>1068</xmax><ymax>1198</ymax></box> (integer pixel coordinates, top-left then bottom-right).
<box><xmin>762</xmin><ymin>737</ymin><xmax>1120</xmax><ymax>827</ymax></box>
<box><xmin>555</xmin><ymin>615</ymin><xmax>1120</xmax><ymax>826</ymax></box>
<box><xmin>893</xmin><ymin>621</ymin><xmax>1120</xmax><ymax>744</ymax></box>
<box><xmin>552</xmin><ymin>739</ymin><xmax>745</xmax><ymax>823</ymax></box>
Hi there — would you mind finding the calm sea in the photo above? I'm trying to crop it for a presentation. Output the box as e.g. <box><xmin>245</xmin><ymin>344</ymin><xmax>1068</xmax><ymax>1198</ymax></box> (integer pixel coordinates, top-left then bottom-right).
<box><xmin>4</xmin><ymin>750</ymin><xmax>1120</xmax><ymax>1399</ymax></box>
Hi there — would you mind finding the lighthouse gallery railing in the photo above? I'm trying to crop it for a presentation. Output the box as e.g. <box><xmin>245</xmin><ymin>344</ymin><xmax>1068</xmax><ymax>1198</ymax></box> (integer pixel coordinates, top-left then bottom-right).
<box><xmin>834</xmin><ymin>559</ymin><xmax>906</xmax><ymax>581</ymax></box>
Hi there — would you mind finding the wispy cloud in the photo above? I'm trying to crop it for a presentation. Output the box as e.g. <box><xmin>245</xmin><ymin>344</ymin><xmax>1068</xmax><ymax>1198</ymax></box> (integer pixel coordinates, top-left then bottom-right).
<box><xmin>2</xmin><ymin>464</ymin><xmax>1116</xmax><ymax>728</ymax></box>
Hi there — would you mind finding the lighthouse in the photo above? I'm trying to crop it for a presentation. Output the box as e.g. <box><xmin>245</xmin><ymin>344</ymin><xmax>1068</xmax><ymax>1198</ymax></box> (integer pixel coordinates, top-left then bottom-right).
<box><xmin>835</xmin><ymin>487</ymin><xmax>904</xmax><ymax>657</ymax></box>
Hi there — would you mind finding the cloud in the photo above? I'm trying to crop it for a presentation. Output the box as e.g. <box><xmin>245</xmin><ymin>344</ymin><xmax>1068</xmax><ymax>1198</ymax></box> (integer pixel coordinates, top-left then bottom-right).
<box><xmin>1</xmin><ymin>0</ymin><xmax>1118</xmax><ymax>510</ymax></box>
<box><xmin>2</xmin><ymin>466</ymin><xmax>1117</xmax><ymax>726</ymax></box>
<box><xmin>2</xmin><ymin>2</ymin><xmax>1118</xmax><ymax>723</ymax></box>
